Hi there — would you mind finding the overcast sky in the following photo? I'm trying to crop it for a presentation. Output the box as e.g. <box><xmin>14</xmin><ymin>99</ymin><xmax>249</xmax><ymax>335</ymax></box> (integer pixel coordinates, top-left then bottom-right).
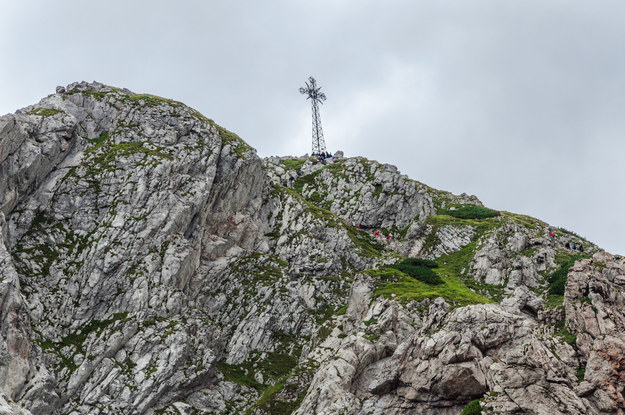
<box><xmin>2</xmin><ymin>1</ymin><xmax>624</xmax><ymax>254</ymax></box>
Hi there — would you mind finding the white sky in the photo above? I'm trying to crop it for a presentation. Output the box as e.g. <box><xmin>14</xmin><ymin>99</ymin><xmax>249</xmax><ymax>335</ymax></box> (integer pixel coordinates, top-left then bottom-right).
<box><xmin>2</xmin><ymin>0</ymin><xmax>624</xmax><ymax>254</ymax></box>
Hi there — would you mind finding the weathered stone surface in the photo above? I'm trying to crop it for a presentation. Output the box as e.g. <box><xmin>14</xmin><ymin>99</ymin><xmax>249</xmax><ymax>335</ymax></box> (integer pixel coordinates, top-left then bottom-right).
<box><xmin>0</xmin><ymin>82</ymin><xmax>622</xmax><ymax>414</ymax></box>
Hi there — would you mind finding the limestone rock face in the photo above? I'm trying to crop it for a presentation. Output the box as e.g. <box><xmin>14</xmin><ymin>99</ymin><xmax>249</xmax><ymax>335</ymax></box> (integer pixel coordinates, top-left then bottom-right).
<box><xmin>565</xmin><ymin>253</ymin><xmax>625</xmax><ymax>412</ymax></box>
<box><xmin>0</xmin><ymin>82</ymin><xmax>623</xmax><ymax>415</ymax></box>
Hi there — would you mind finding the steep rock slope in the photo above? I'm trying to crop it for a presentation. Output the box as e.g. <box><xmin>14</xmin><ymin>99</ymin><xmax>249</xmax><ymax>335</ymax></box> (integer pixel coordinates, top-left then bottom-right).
<box><xmin>0</xmin><ymin>82</ymin><xmax>622</xmax><ymax>415</ymax></box>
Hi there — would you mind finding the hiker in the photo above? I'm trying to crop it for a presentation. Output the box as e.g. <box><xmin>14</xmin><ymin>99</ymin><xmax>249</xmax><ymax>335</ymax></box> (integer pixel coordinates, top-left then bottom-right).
<box><xmin>387</xmin><ymin>235</ymin><xmax>391</xmax><ymax>241</ymax></box>
<box><xmin>572</xmin><ymin>242</ymin><xmax>576</xmax><ymax>250</ymax></box>
<box><xmin>579</xmin><ymin>243</ymin><xmax>584</xmax><ymax>253</ymax></box>
<box><xmin>565</xmin><ymin>242</ymin><xmax>570</xmax><ymax>249</ymax></box>
<box><xmin>375</xmin><ymin>230</ymin><xmax>380</xmax><ymax>237</ymax></box>
<box><xmin>549</xmin><ymin>231</ymin><xmax>555</xmax><ymax>238</ymax></box>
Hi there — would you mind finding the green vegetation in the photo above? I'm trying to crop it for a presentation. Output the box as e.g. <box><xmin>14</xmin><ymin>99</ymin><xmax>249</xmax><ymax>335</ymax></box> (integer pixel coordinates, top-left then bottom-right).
<box><xmin>259</xmin><ymin>351</ymin><xmax>298</xmax><ymax>379</ymax></box>
<box><xmin>87</xmin><ymin>130</ymin><xmax>110</xmax><ymax>148</ymax></box>
<box><xmin>216</xmin><ymin>360</ymin><xmax>264</xmax><ymax>391</ymax></box>
<box><xmin>371</xmin><ymin>265</ymin><xmax>491</xmax><ymax>307</ymax></box>
<box><xmin>216</xmin><ymin>125</ymin><xmax>252</xmax><ymax>158</ymax></box>
<box><xmin>436</xmin><ymin>242</ymin><xmax>505</xmax><ymax>302</ymax></box>
<box><xmin>501</xmin><ymin>212</ymin><xmax>546</xmax><ymax>230</ymax></box>
<box><xmin>84</xmin><ymin>139</ymin><xmax>173</xmax><ymax>181</ymax></box>
<box><xmin>28</xmin><ymin>108</ymin><xmax>62</xmax><ymax>117</ymax></box>
<box><xmin>547</xmin><ymin>253</ymin><xmax>589</xmax><ymax>296</ymax></box>
<box><xmin>544</xmin><ymin>294</ymin><xmax>564</xmax><ymax>309</ymax></box>
<box><xmin>343</xmin><ymin>224</ymin><xmax>385</xmax><ymax>258</ymax></box>
<box><xmin>554</xmin><ymin>319</ymin><xmax>577</xmax><ymax>346</ymax></box>
<box><xmin>36</xmin><ymin>312</ymin><xmax>130</xmax><ymax>375</ymax></box>
<box><xmin>399</xmin><ymin>258</ymin><xmax>438</xmax><ymax>268</ymax></box>
<box><xmin>229</xmin><ymin>253</ymin><xmax>288</xmax><ymax>286</ymax></box>
<box><xmin>371</xmin><ymin>209</ymin><xmax>507</xmax><ymax>306</ymax></box>
<box><xmin>576</xmin><ymin>368</ymin><xmax>586</xmax><ymax>383</ymax></box>
<box><xmin>438</xmin><ymin>205</ymin><xmax>500</xmax><ymax>220</ymax></box>
<box><xmin>335</xmin><ymin>305</ymin><xmax>348</xmax><ymax>315</ymax></box>
<box><xmin>128</xmin><ymin>93</ymin><xmax>183</xmax><ymax>108</ymax></box>
<box><xmin>520</xmin><ymin>247</ymin><xmax>538</xmax><ymax>258</ymax></box>
<box><xmin>421</xmin><ymin>212</ymin><xmax>501</xmax><ymax>255</ymax></box>
<box><xmin>217</xmin><ymin>337</ymin><xmax>305</xmax><ymax>415</ymax></box>
<box><xmin>390</xmin><ymin>258</ymin><xmax>443</xmax><ymax>285</ymax></box>
<box><xmin>253</xmin><ymin>381</ymin><xmax>304</xmax><ymax>415</ymax></box>
<box><xmin>281</xmin><ymin>158</ymin><xmax>307</xmax><ymax>171</ymax></box>
<box><xmin>461</xmin><ymin>399</ymin><xmax>483</xmax><ymax>415</ymax></box>
<box><xmin>67</xmin><ymin>89</ymin><xmax>112</xmax><ymax>100</ymax></box>
<box><xmin>292</xmin><ymin>168</ymin><xmax>323</xmax><ymax>193</ymax></box>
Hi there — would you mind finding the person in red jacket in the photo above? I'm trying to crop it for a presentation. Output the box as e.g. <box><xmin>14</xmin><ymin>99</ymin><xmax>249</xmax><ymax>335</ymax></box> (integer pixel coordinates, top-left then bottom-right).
<box><xmin>375</xmin><ymin>230</ymin><xmax>380</xmax><ymax>237</ymax></box>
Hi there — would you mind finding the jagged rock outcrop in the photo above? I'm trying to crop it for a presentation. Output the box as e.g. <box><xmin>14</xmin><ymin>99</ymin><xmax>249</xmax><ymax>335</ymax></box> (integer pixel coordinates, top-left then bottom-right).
<box><xmin>565</xmin><ymin>253</ymin><xmax>625</xmax><ymax>412</ymax></box>
<box><xmin>0</xmin><ymin>82</ymin><xmax>622</xmax><ymax>415</ymax></box>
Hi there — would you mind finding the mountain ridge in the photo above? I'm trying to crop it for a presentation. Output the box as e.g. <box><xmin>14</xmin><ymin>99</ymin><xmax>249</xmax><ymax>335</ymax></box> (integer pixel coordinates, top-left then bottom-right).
<box><xmin>0</xmin><ymin>81</ymin><xmax>623</xmax><ymax>415</ymax></box>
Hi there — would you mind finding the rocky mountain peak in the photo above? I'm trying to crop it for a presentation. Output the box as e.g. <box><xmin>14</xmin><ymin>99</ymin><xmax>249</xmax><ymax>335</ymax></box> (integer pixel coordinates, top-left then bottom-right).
<box><xmin>0</xmin><ymin>82</ymin><xmax>622</xmax><ymax>414</ymax></box>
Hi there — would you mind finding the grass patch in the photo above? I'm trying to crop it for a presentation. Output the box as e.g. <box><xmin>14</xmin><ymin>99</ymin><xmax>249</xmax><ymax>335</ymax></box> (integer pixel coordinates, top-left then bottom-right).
<box><xmin>86</xmin><ymin>131</ymin><xmax>110</xmax><ymax>150</ymax></box>
<box><xmin>36</xmin><ymin>312</ymin><xmax>130</xmax><ymax>375</ymax></box>
<box><xmin>229</xmin><ymin>253</ymin><xmax>288</xmax><ymax>286</ymax></box>
<box><xmin>281</xmin><ymin>158</ymin><xmax>307</xmax><ymax>171</ymax></box>
<box><xmin>335</xmin><ymin>305</ymin><xmax>348</xmax><ymax>315</ymax></box>
<box><xmin>502</xmin><ymin>212</ymin><xmax>546</xmax><ymax>230</ymax></box>
<box><xmin>85</xmin><ymin>140</ymin><xmax>173</xmax><ymax>178</ymax></box>
<box><xmin>216</xmin><ymin>125</ymin><xmax>252</xmax><ymax>158</ymax></box>
<box><xmin>520</xmin><ymin>247</ymin><xmax>538</xmax><ymax>258</ymax></box>
<box><xmin>435</xmin><ymin>241</ymin><xmax>478</xmax><ymax>278</ymax></box>
<box><xmin>29</xmin><ymin>108</ymin><xmax>62</xmax><ymax>117</ymax></box>
<box><xmin>436</xmin><ymin>241</ymin><xmax>505</xmax><ymax>302</ymax></box>
<box><xmin>461</xmin><ymin>398</ymin><xmax>483</xmax><ymax>415</ymax></box>
<box><xmin>421</xmin><ymin>213</ymin><xmax>500</xmax><ymax>254</ymax></box>
<box><xmin>67</xmin><ymin>89</ymin><xmax>112</xmax><ymax>100</ymax></box>
<box><xmin>292</xmin><ymin>168</ymin><xmax>324</xmax><ymax>193</ymax></box>
<box><xmin>344</xmin><ymin>224</ymin><xmax>385</xmax><ymax>258</ymax></box>
<box><xmin>216</xmin><ymin>360</ymin><xmax>264</xmax><ymax>391</ymax></box>
<box><xmin>547</xmin><ymin>253</ymin><xmax>589</xmax><ymax>295</ymax></box>
<box><xmin>371</xmin><ymin>266</ymin><xmax>491</xmax><ymax>307</ymax></box>
<box><xmin>438</xmin><ymin>205</ymin><xmax>499</xmax><ymax>220</ymax></box>
<box><xmin>399</xmin><ymin>258</ymin><xmax>438</xmax><ymax>268</ymax></box>
<box><xmin>545</xmin><ymin>294</ymin><xmax>564</xmax><ymax>309</ymax></box>
<box><xmin>554</xmin><ymin>319</ymin><xmax>577</xmax><ymax>346</ymax></box>
<box><xmin>128</xmin><ymin>93</ymin><xmax>183</xmax><ymax>108</ymax></box>
<box><xmin>260</xmin><ymin>351</ymin><xmax>298</xmax><ymax>379</ymax></box>
<box><xmin>373</xmin><ymin>229</ymin><xmax>500</xmax><ymax>305</ymax></box>
<box><xmin>390</xmin><ymin>258</ymin><xmax>443</xmax><ymax>285</ymax></box>
<box><xmin>253</xmin><ymin>381</ymin><xmax>299</xmax><ymax>415</ymax></box>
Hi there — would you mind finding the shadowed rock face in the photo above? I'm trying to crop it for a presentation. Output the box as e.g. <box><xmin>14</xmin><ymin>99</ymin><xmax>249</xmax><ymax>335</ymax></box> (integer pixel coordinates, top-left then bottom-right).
<box><xmin>0</xmin><ymin>82</ymin><xmax>623</xmax><ymax>415</ymax></box>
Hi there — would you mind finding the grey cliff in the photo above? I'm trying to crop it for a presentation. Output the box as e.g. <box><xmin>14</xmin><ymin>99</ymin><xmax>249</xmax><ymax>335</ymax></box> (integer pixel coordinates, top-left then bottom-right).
<box><xmin>0</xmin><ymin>82</ymin><xmax>622</xmax><ymax>415</ymax></box>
